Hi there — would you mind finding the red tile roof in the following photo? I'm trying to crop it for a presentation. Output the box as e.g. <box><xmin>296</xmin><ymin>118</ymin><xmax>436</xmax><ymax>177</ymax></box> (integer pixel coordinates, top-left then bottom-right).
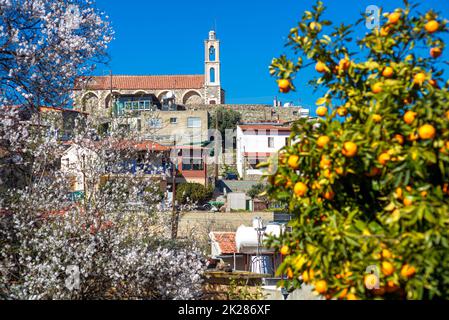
<box><xmin>112</xmin><ymin>140</ymin><xmax>170</xmax><ymax>152</ymax></box>
<box><xmin>243</xmin><ymin>152</ymin><xmax>273</xmax><ymax>158</ymax></box>
<box><xmin>39</xmin><ymin>106</ymin><xmax>89</xmax><ymax>115</ymax></box>
<box><xmin>210</xmin><ymin>232</ymin><xmax>237</xmax><ymax>254</ymax></box>
<box><xmin>239</xmin><ymin>124</ymin><xmax>291</xmax><ymax>132</ymax></box>
<box><xmin>75</xmin><ymin>75</ymin><xmax>205</xmax><ymax>90</ymax></box>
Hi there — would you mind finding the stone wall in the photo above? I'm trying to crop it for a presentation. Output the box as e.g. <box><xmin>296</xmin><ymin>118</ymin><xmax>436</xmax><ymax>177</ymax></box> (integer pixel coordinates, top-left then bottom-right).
<box><xmin>185</xmin><ymin>104</ymin><xmax>309</xmax><ymax>123</ymax></box>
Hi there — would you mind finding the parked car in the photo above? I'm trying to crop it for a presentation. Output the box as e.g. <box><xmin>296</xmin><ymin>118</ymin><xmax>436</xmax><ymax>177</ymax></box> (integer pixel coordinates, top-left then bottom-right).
<box><xmin>223</xmin><ymin>172</ymin><xmax>238</xmax><ymax>180</ymax></box>
<box><xmin>201</xmin><ymin>201</ymin><xmax>225</xmax><ymax>212</ymax></box>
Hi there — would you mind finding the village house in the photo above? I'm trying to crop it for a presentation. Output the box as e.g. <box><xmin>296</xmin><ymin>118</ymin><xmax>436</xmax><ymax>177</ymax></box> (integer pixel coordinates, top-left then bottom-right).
<box><xmin>236</xmin><ymin>122</ymin><xmax>291</xmax><ymax>179</ymax></box>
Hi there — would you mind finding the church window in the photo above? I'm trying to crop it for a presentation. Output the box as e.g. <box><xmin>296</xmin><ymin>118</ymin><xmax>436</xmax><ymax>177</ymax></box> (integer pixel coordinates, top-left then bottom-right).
<box><xmin>209</xmin><ymin>46</ymin><xmax>216</xmax><ymax>61</ymax></box>
<box><xmin>210</xmin><ymin>67</ymin><xmax>216</xmax><ymax>83</ymax></box>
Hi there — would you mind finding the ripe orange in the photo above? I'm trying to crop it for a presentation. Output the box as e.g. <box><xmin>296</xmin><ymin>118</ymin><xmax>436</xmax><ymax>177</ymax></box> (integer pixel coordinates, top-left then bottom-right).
<box><xmin>346</xmin><ymin>293</ymin><xmax>358</xmax><ymax>300</ymax></box>
<box><xmin>294</xmin><ymin>182</ymin><xmax>308</xmax><ymax>197</ymax></box>
<box><xmin>316</xmin><ymin>106</ymin><xmax>328</xmax><ymax>117</ymax></box>
<box><xmin>288</xmin><ymin>154</ymin><xmax>300</xmax><ymax>169</ymax></box>
<box><xmin>381</xmin><ymin>261</ymin><xmax>395</xmax><ymax>276</ymax></box>
<box><xmin>302</xmin><ymin>269</ymin><xmax>314</xmax><ymax>283</ymax></box>
<box><xmin>372</xmin><ymin>82</ymin><xmax>384</xmax><ymax>93</ymax></box>
<box><xmin>418</xmin><ymin>124</ymin><xmax>436</xmax><ymax>140</ymax></box>
<box><xmin>372</xmin><ymin>114</ymin><xmax>382</xmax><ymax>123</ymax></box>
<box><xmin>315</xmin><ymin>61</ymin><xmax>327</xmax><ymax>73</ymax></box>
<box><xmin>366</xmin><ymin>167</ymin><xmax>381</xmax><ymax>177</ymax></box>
<box><xmin>388</xmin><ymin>12</ymin><xmax>401</xmax><ymax>24</ymax></box>
<box><xmin>394</xmin><ymin>134</ymin><xmax>404</xmax><ymax>145</ymax></box>
<box><xmin>425</xmin><ymin>20</ymin><xmax>439</xmax><ymax>33</ymax></box>
<box><xmin>339</xmin><ymin>58</ymin><xmax>350</xmax><ymax>71</ymax></box>
<box><xmin>337</xmin><ymin>107</ymin><xmax>348</xmax><ymax>117</ymax></box>
<box><xmin>287</xmin><ymin>267</ymin><xmax>294</xmax><ymax>279</ymax></box>
<box><xmin>380</xmin><ymin>26</ymin><xmax>390</xmax><ymax>36</ymax></box>
<box><xmin>312</xmin><ymin>181</ymin><xmax>322</xmax><ymax>190</ymax></box>
<box><xmin>403</xmin><ymin>197</ymin><xmax>413</xmax><ymax>206</ymax></box>
<box><xmin>378</xmin><ymin>152</ymin><xmax>391</xmax><ymax>166</ymax></box>
<box><xmin>335</xmin><ymin>167</ymin><xmax>345</xmax><ymax>176</ymax></box>
<box><xmin>302</xmin><ymin>270</ymin><xmax>309</xmax><ymax>283</ymax></box>
<box><xmin>338</xmin><ymin>288</ymin><xmax>348</xmax><ymax>299</ymax></box>
<box><xmin>278</xmin><ymin>79</ymin><xmax>291</xmax><ymax>93</ymax></box>
<box><xmin>382</xmin><ymin>66</ymin><xmax>394</xmax><ymax>78</ymax></box>
<box><xmin>429</xmin><ymin>79</ymin><xmax>439</xmax><ymax>88</ymax></box>
<box><xmin>280</xmin><ymin>245</ymin><xmax>290</xmax><ymax>256</ymax></box>
<box><xmin>395</xmin><ymin>187</ymin><xmax>403</xmax><ymax>199</ymax></box>
<box><xmin>364</xmin><ymin>274</ymin><xmax>378</xmax><ymax>288</ymax></box>
<box><xmin>430</xmin><ymin>47</ymin><xmax>443</xmax><ymax>58</ymax></box>
<box><xmin>324</xmin><ymin>190</ymin><xmax>335</xmax><ymax>201</ymax></box>
<box><xmin>320</xmin><ymin>155</ymin><xmax>332</xmax><ymax>169</ymax></box>
<box><xmin>446</xmin><ymin>111</ymin><xmax>449</xmax><ymax>121</ymax></box>
<box><xmin>342</xmin><ymin>141</ymin><xmax>358</xmax><ymax>158</ymax></box>
<box><xmin>401</xmin><ymin>264</ymin><xmax>416</xmax><ymax>278</ymax></box>
<box><xmin>413</xmin><ymin>72</ymin><xmax>427</xmax><ymax>85</ymax></box>
<box><xmin>408</xmin><ymin>132</ymin><xmax>418</xmax><ymax>142</ymax></box>
<box><xmin>317</xmin><ymin>136</ymin><xmax>330</xmax><ymax>148</ymax></box>
<box><xmin>382</xmin><ymin>249</ymin><xmax>393</xmax><ymax>259</ymax></box>
<box><xmin>315</xmin><ymin>280</ymin><xmax>328</xmax><ymax>294</ymax></box>
<box><xmin>403</xmin><ymin>111</ymin><xmax>417</xmax><ymax>124</ymax></box>
<box><xmin>386</xmin><ymin>280</ymin><xmax>399</xmax><ymax>293</ymax></box>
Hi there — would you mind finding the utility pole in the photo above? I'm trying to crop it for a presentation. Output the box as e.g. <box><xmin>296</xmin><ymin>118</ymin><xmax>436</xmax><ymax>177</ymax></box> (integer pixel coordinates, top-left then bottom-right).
<box><xmin>214</xmin><ymin>109</ymin><xmax>219</xmax><ymax>180</ymax></box>
<box><xmin>171</xmin><ymin>140</ymin><xmax>178</xmax><ymax>239</ymax></box>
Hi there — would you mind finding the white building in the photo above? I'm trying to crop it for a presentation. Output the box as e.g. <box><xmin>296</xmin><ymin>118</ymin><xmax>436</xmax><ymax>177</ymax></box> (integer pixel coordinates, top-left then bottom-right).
<box><xmin>236</xmin><ymin>123</ymin><xmax>291</xmax><ymax>179</ymax></box>
<box><xmin>60</xmin><ymin>144</ymin><xmax>98</xmax><ymax>193</ymax></box>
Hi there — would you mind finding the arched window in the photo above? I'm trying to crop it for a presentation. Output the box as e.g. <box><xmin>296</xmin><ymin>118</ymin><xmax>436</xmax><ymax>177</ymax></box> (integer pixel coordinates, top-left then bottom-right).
<box><xmin>210</xmin><ymin>67</ymin><xmax>215</xmax><ymax>83</ymax></box>
<box><xmin>209</xmin><ymin>46</ymin><xmax>216</xmax><ymax>61</ymax></box>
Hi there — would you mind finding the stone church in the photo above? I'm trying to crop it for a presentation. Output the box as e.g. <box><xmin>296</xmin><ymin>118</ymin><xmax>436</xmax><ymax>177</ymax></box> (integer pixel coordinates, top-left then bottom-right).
<box><xmin>73</xmin><ymin>30</ymin><xmax>224</xmax><ymax>118</ymax></box>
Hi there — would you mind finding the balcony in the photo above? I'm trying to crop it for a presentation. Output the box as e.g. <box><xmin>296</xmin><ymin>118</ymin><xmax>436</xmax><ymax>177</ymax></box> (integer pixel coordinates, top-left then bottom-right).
<box><xmin>106</xmin><ymin>160</ymin><xmax>172</xmax><ymax>176</ymax></box>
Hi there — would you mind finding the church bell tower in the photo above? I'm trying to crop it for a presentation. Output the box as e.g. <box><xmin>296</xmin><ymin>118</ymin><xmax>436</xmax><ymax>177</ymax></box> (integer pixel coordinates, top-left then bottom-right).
<box><xmin>204</xmin><ymin>30</ymin><xmax>223</xmax><ymax>104</ymax></box>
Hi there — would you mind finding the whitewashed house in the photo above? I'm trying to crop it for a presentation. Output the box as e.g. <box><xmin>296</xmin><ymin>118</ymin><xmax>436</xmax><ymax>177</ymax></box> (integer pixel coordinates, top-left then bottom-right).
<box><xmin>236</xmin><ymin>123</ymin><xmax>291</xmax><ymax>179</ymax></box>
<box><xmin>60</xmin><ymin>143</ymin><xmax>99</xmax><ymax>193</ymax></box>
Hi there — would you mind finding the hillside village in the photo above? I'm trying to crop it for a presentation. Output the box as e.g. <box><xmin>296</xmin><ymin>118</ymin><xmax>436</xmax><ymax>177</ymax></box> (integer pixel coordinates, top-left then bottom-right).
<box><xmin>1</xmin><ymin>30</ymin><xmax>312</xmax><ymax>299</ymax></box>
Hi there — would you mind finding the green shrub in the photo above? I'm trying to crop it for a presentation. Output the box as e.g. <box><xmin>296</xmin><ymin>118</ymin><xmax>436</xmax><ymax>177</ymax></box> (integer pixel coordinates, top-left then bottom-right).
<box><xmin>176</xmin><ymin>183</ymin><xmax>213</xmax><ymax>205</ymax></box>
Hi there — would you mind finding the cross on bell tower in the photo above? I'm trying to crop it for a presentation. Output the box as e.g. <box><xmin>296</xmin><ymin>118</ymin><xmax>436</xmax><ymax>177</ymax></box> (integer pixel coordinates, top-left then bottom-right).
<box><xmin>204</xmin><ymin>30</ymin><xmax>222</xmax><ymax>104</ymax></box>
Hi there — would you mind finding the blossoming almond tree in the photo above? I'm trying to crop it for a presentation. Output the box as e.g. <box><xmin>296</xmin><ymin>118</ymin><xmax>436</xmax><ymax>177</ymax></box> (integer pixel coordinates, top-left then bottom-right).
<box><xmin>0</xmin><ymin>0</ymin><xmax>113</xmax><ymax>108</ymax></box>
<box><xmin>0</xmin><ymin>114</ymin><xmax>205</xmax><ymax>299</ymax></box>
<box><xmin>0</xmin><ymin>0</ymin><xmax>205</xmax><ymax>300</ymax></box>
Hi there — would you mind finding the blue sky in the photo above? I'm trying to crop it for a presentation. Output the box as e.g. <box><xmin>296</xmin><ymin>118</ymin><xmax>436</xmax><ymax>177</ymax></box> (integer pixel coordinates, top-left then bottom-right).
<box><xmin>95</xmin><ymin>0</ymin><xmax>449</xmax><ymax>112</ymax></box>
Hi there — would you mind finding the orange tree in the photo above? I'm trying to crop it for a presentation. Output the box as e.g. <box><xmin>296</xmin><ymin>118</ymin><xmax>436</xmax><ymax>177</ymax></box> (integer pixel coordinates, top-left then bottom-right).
<box><xmin>264</xmin><ymin>1</ymin><xmax>449</xmax><ymax>299</ymax></box>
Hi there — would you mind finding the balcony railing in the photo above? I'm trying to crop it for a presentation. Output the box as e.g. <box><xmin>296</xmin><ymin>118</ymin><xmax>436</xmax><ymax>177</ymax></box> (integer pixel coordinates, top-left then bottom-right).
<box><xmin>106</xmin><ymin>161</ymin><xmax>172</xmax><ymax>176</ymax></box>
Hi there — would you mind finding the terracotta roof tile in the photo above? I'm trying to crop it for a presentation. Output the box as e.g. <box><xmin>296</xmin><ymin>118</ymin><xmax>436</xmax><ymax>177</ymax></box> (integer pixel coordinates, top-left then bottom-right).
<box><xmin>239</xmin><ymin>124</ymin><xmax>291</xmax><ymax>132</ymax></box>
<box><xmin>243</xmin><ymin>152</ymin><xmax>273</xmax><ymax>158</ymax></box>
<box><xmin>75</xmin><ymin>75</ymin><xmax>205</xmax><ymax>90</ymax></box>
<box><xmin>210</xmin><ymin>232</ymin><xmax>237</xmax><ymax>254</ymax></box>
